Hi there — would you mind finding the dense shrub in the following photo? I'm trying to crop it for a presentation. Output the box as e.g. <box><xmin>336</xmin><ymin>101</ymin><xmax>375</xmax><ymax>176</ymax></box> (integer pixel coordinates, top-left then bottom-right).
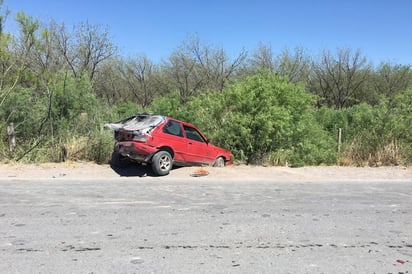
<box><xmin>316</xmin><ymin>94</ymin><xmax>412</xmax><ymax>166</ymax></box>
<box><xmin>150</xmin><ymin>90</ymin><xmax>183</xmax><ymax>118</ymax></box>
<box><xmin>389</xmin><ymin>88</ymin><xmax>412</xmax><ymax>163</ymax></box>
<box><xmin>1</xmin><ymin>68</ymin><xmax>410</xmax><ymax>166</ymax></box>
<box><xmin>114</xmin><ymin>101</ymin><xmax>143</xmax><ymax>119</ymax></box>
<box><xmin>152</xmin><ymin>70</ymin><xmax>338</xmax><ymax>166</ymax></box>
<box><xmin>0</xmin><ymin>72</ymin><xmax>117</xmax><ymax>163</ymax></box>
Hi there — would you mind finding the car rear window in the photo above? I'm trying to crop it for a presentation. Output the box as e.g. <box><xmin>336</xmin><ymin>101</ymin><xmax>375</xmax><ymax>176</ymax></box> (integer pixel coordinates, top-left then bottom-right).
<box><xmin>122</xmin><ymin>115</ymin><xmax>164</xmax><ymax>131</ymax></box>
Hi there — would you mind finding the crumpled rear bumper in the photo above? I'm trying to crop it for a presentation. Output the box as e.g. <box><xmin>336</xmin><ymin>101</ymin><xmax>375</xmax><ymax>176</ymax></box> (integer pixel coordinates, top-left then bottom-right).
<box><xmin>115</xmin><ymin>141</ymin><xmax>157</xmax><ymax>162</ymax></box>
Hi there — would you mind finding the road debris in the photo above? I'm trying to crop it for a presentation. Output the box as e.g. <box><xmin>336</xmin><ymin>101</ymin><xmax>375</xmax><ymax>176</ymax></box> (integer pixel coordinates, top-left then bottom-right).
<box><xmin>190</xmin><ymin>168</ymin><xmax>209</xmax><ymax>177</ymax></box>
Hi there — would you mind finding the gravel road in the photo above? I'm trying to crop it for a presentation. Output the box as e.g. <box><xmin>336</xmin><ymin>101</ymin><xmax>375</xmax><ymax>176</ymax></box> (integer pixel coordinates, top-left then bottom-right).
<box><xmin>0</xmin><ymin>163</ymin><xmax>411</xmax><ymax>273</ymax></box>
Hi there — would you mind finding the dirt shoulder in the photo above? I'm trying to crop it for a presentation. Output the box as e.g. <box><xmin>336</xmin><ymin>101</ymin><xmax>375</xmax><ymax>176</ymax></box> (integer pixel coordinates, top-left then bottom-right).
<box><xmin>0</xmin><ymin>162</ymin><xmax>411</xmax><ymax>182</ymax></box>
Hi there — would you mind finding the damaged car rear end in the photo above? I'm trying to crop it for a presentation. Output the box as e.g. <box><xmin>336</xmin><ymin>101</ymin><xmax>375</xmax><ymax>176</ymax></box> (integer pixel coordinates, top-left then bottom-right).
<box><xmin>104</xmin><ymin>113</ymin><xmax>232</xmax><ymax>176</ymax></box>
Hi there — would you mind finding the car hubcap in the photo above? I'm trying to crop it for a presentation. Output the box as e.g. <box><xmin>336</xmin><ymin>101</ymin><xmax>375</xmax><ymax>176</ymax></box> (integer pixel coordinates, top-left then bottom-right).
<box><xmin>159</xmin><ymin>155</ymin><xmax>171</xmax><ymax>171</ymax></box>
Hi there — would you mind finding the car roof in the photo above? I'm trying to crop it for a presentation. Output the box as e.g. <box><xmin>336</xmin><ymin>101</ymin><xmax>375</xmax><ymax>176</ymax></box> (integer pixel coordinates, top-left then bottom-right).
<box><xmin>119</xmin><ymin>113</ymin><xmax>201</xmax><ymax>131</ymax></box>
<box><xmin>165</xmin><ymin>116</ymin><xmax>205</xmax><ymax>130</ymax></box>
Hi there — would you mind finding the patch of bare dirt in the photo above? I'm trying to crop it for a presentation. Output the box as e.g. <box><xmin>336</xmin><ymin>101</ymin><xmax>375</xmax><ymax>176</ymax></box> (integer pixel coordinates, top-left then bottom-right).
<box><xmin>0</xmin><ymin>162</ymin><xmax>411</xmax><ymax>182</ymax></box>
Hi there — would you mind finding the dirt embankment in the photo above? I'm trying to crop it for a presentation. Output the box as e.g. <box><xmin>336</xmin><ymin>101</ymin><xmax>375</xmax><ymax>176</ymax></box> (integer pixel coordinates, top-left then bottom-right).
<box><xmin>0</xmin><ymin>162</ymin><xmax>411</xmax><ymax>182</ymax></box>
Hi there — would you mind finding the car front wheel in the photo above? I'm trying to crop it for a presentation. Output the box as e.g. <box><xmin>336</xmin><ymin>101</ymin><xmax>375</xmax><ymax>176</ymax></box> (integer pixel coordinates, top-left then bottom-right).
<box><xmin>213</xmin><ymin>157</ymin><xmax>225</xmax><ymax>167</ymax></box>
<box><xmin>152</xmin><ymin>151</ymin><xmax>172</xmax><ymax>176</ymax></box>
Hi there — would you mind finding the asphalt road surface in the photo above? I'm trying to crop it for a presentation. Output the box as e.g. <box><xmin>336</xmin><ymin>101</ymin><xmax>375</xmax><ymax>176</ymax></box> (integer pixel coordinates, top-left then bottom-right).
<box><xmin>1</xmin><ymin>174</ymin><xmax>411</xmax><ymax>273</ymax></box>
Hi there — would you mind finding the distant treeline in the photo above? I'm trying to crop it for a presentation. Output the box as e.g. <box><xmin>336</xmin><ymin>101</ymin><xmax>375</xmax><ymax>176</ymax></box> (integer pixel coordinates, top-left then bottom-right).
<box><xmin>0</xmin><ymin>5</ymin><xmax>411</xmax><ymax>165</ymax></box>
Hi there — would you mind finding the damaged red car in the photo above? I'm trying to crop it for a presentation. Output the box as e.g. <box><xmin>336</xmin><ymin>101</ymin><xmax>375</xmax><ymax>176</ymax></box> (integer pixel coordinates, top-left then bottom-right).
<box><xmin>104</xmin><ymin>114</ymin><xmax>232</xmax><ymax>176</ymax></box>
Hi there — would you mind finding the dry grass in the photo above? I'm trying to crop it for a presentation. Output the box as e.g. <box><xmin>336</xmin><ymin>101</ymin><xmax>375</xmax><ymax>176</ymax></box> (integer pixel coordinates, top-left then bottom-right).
<box><xmin>340</xmin><ymin>139</ymin><xmax>404</xmax><ymax>167</ymax></box>
<box><xmin>64</xmin><ymin>136</ymin><xmax>89</xmax><ymax>161</ymax></box>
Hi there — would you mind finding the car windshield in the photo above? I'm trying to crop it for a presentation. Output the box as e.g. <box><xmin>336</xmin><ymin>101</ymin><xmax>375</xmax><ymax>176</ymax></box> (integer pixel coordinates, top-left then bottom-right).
<box><xmin>104</xmin><ymin>114</ymin><xmax>165</xmax><ymax>131</ymax></box>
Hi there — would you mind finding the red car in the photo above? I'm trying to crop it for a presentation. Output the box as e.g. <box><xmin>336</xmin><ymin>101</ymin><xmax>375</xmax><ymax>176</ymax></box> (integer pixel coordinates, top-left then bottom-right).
<box><xmin>105</xmin><ymin>114</ymin><xmax>232</xmax><ymax>176</ymax></box>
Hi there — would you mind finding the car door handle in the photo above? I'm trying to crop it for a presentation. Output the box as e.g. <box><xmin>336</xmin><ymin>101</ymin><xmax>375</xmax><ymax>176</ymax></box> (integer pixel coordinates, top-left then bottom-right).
<box><xmin>188</xmin><ymin>142</ymin><xmax>193</xmax><ymax>145</ymax></box>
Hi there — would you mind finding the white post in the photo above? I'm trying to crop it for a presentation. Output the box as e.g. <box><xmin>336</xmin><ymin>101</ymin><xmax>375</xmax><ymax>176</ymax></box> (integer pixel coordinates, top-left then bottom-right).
<box><xmin>7</xmin><ymin>122</ymin><xmax>16</xmax><ymax>152</ymax></box>
<box><xmin>338</xmin><ymin>128</ymin><xmax>342</xmax><ymax>153</ymax></box>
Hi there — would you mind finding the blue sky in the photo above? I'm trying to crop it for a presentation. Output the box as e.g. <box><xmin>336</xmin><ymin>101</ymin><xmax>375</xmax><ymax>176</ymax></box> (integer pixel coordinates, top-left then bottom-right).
<box><xmin>3</xmin><ymin>0</ymin><xmax>412</xmax><ymax>65</ymax></box>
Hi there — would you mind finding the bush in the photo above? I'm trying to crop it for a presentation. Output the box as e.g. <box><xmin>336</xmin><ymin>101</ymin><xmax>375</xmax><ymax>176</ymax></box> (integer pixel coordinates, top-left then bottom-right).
<box><xmin>150</xmin><ymin>91</ymin><xmax>182</xmax><ymax>118</ymax></box>
<box><xmin>315</xmin><ymin>99</ymin><xmax>412</xmax><ymax>166</ymax></box>
<box><xmin>389</xmin><ymin>88</ymin><xmax>412</xmax><ymax>163</ymax></box>
<box><xmin>114</xmin><ymin>101</ymin><xmax>143</xmax><ymax>119</ymax></box>
<box><xmin>3</xmin><ymin>66</ymin><xmax>409</xmax><ymax>166</ymax></box>
<box><xmin>172</xmin><ymin>70</ymin><xmax>338</xmax><ymax>166</ymax></box>
<box><xmin>0</xmin><ymin>71</ymin><xmax>119</xmax><ymax>163</ymax></box>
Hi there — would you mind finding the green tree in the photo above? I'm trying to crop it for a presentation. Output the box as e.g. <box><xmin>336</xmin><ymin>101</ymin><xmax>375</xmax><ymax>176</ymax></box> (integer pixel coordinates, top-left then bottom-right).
<box><xmin>0</xmin><ymin>0</ymin><xmax>9</xmax><ymax>36</ymax></box>
<box><xmin>162</xmin><ymin>35</ymin><xmax>247</xmax><ymax>103</ymax></box>
<box><xmin>75</xmin><ymin>22</ymin><xmax>116</xmax><ymax>81</ymax></box>
<box><xmin>309</xmin><ymin>48</ymin><xmax>372</xmax><ymax>108</ymax></box>
<box><xmin>119</xmin><ymin>55</ymin><xmax>160</xmax><ymax>108</ymax></box>
<box><xmin>93</xmin><ymin>57</ymin><xmax>125</xmax><ymax>104</ymax></box>
<box><xmin>373</xmin><ymin>63</ymin><xmax>412</xmax><ymax>103</ymax></box>
<box><xmin>248</xmin><ymin>44</ymin><xmax>310</xmax><ymax>84</ymax></box>
<box><xmin>249</xmin><ymin>42</ymin><xmax>275</xmax><ymax>72</ymax></box>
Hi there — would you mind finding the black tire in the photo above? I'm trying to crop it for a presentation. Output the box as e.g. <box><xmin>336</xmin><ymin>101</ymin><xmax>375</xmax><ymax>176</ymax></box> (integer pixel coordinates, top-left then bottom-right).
<box><xmin>213</xmin><ymin>157</ymin><xmax>225</xmax><ymax>167</ymax></box>
<box><xmin>151</xmin><ymin>151</ymin><xmax>172</xmax><ymax>176</ymax></box>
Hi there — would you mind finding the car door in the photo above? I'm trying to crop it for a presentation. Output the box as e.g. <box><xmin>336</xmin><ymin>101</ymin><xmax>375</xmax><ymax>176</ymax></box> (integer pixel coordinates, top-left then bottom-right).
<box><xmin>159</xmin><ymin>119</ymin><xmax>187</xmax><ymax>162</ymax></box>
<box><xmin>183</xmin><ymin>125</ymin><xmax>214</xmax><ymax>164</ymax></box>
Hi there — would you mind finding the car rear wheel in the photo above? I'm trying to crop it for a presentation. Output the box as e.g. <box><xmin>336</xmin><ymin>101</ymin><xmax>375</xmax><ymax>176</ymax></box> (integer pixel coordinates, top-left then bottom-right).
<box><xmin>152</xmin><ymin>151</ymin><xmax>172</xmax><ymax>176</ymax></box>
<box><xmin>213</xmin><ymin>157</ymin><xmax>225</xmax><ymax>167</ymax></box>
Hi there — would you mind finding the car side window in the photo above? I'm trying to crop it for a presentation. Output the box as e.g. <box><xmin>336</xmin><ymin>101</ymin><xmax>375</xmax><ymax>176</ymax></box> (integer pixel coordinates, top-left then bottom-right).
<box><xmin>163</xmin><ymin>120</ymin><xmax>183</xmax><ymax>137</ymax></box>
<box><xmin>184</xmin><ymin>126</ymin><xmax>205</xmax><ymax>143</ymax></box>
